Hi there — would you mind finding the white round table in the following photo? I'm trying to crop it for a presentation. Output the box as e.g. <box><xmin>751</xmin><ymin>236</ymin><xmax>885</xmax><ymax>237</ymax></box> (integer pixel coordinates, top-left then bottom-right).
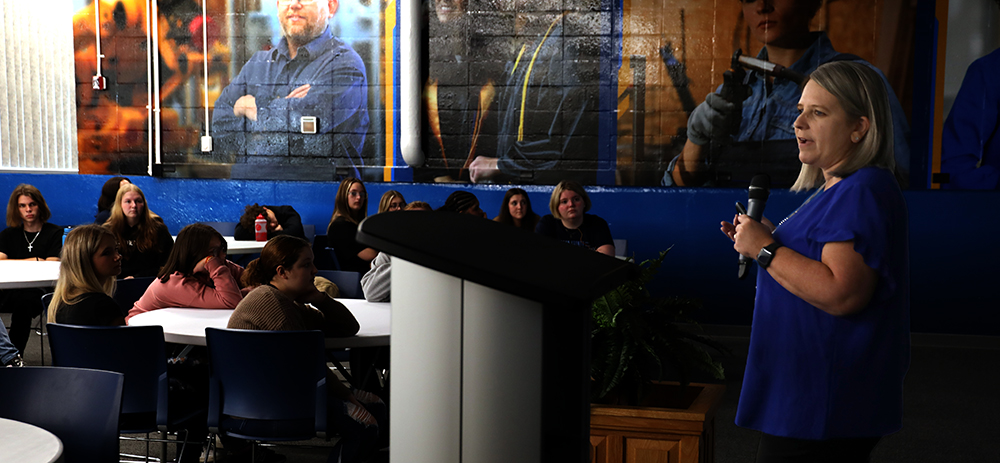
<box><xmin>127</xmin><ymin>299</ymin><xmax>390</xmax><ymax>348</ymax></box>
<box><xmin>0</xmin><ymin>417</ymin><xmax>63</xmax><ymax>463</ymax></box>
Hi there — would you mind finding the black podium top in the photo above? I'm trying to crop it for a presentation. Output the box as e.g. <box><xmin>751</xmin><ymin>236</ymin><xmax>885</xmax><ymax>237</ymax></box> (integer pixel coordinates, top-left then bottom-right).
<box><xmin>356</xmin><ymin>211</ymin><xmax>638</xmax><ymax>307</ymax></box>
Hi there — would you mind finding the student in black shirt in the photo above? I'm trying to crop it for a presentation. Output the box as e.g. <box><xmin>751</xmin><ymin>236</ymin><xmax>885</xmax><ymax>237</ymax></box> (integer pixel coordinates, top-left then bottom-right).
<box><xmin>234</xmin><ymin>203</ymin><xmax>305</xmax><ymax>241</ymax></box>
<box><xmin>536</xmin><ymin>180</ymin><xmax>615</xmax><ymax>256</ymax></box>
<box><xmin>327</xmin><ymin>178</ymin><xmax>378</xmax><ymax>272</ymax></box>
<box><xmin>103</xmin><ymin>184</ymin><xmax>173</xmax><ymax>278</ymax></box>
<box><xmin>48</xmin><ymin>225</ymin><xmax>124</xmax><ymax>326</ymax></box>
<box><xmin>0</xmin><ymin>184</ymin><xmax>62</xmax><ymax>352</ymax></box>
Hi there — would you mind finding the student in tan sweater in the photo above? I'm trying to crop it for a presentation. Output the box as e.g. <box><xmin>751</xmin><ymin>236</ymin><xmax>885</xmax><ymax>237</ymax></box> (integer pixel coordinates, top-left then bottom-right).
<box><xmin>230</xmin><ymin>235</ymin><xmax>385</xmax><ymax>463</ymax></box>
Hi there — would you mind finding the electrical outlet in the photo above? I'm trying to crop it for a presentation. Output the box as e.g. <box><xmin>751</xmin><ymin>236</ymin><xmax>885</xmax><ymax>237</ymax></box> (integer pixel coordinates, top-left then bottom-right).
<box><xmin>201</xmin><ymin>136</ymin><xmax>213</xmax><ymax>152</ymax></box>
<box><xmin>301</xmin><ymin>116</ymin><xmax>317</xmax><ymax>134</ymax></box>
<box><xmin>92</xmin><ymin>75</ymin><xmax>106</xmax><ymax>90</ymax></box>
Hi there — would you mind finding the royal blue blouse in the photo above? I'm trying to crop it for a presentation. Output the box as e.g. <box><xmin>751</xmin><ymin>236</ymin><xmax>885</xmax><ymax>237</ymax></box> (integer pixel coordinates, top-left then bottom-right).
<box><xmin>735</xmin><ymin>166</ymin><xmax>910</xmax><ymax>439</ymax></box>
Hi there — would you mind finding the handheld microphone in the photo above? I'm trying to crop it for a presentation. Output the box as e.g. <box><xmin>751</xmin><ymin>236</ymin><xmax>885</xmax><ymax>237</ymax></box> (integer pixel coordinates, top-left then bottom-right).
<box><xmin>738</xmin><ymin>174</ymin><xmax>771</xmax><ymax>279</ymax></box>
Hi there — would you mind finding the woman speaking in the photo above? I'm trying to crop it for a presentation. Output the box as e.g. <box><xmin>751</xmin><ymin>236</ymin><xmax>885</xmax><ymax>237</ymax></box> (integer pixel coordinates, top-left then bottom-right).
<box><xmin>722</xmin><ymin>61</ymin><xmax>910</xmax><ymax>462</ymax></box>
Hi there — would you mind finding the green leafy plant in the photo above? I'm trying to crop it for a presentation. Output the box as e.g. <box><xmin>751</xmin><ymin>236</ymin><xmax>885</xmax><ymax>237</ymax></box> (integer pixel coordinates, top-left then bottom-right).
<box><xmin>591</xmin><ymin>248</ymin><xmax>728</xmax><ymax>404</ymax></box>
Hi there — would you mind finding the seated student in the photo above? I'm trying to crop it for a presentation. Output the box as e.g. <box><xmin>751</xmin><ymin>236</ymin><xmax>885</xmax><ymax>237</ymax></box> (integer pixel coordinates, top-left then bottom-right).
<box><xmin>94</xmin><ymin>176</ymin><xmax>130</xmax><ymax>224</ymax></box>
<box><xmin>126</xmin><ymin>223</ymin><xmax>244</xmax><ymax>323</ymax></box>
<box><xmin>1</xmin><ymin>318</ymin><xmax>23</xmax><ymax>367</ymax></box>
<box><xmin>377</xmin><ymin>190</ymin><xmax>407</xmax><ymax>214</ymax></box>
<box><xmin>494</xmin><ymin>187</ymin><xmax>540</xmax><ymax>232</ymax></box>
<box><xmin>406</xmin><ymin>200</ymin><xmax>431</xmax><ymax>211</ymax></box>
<box><xmin>53</xmin><ymin>224</ymin><xmax>207</xmax><ymax>463</ymax></box>
<box><xmin>360</xmin><ymin>201</ymin><xmax>432</xmax><ymax>302</ymax></box>
<box><xmin>233</xmin><ymin>203</ymin><xmax>305</xmax><ymax>241</ymax></box>
<box><xmin>327</xmin><ymin>178</ymin><xmax>378</xmax><ymax>273</ymax></box>
<box><xmin>536</xmin><ymin>180</ymin><xmax>615</xmax><ymax>256</ymax></box>
<box><xmin>230</xmin><ymin>236</ymin><xmax>386</xmax><ymax>463</ymax></box>
<box><xmin>104</xmin><ymin>184</ymin><xmax>174</xmax><ymax>278</ymax></box>
<box><xmin>48</xmin><ymin>225</ymin><xmax>124</xmax><ymax>326</ymax></box>
<box><xmin>436</xmin><ymin>190</ymin><xmax>487</xmax><ymax>217</ymax></box>
<box><xmin>0</xmin><ymin>184</ymin><xmax>62</xmax><ymax>354</ymax></box>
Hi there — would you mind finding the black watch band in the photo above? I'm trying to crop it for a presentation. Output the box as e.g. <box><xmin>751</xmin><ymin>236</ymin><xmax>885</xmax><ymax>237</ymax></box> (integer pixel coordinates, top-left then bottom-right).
<box><xmin>756</xmin><ymin>242</ymin><xmax>783</xmax><ymax>269</ymax></box>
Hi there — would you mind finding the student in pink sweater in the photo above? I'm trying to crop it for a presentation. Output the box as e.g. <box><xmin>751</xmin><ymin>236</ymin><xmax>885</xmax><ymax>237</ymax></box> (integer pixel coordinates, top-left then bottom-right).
<box><xmin>126</xmin><ymin>223</ymin><xmax>244</xmax><ymax>323</ymax></box>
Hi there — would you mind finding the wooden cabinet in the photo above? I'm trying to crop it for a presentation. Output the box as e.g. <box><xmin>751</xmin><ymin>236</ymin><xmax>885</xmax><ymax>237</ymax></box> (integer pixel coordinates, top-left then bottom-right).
<box><xmin>590</xmin><ymin>382</ymin><xmax>724</xmax><ymax>463</ymax></box>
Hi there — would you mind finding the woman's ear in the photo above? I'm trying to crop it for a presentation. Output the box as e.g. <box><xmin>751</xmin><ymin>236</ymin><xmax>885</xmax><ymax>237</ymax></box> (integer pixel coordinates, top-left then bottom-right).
<box><xmin>852</xmin><ymin>116</ymin><xmax>871</xmax><ymax>142</ymax></box>
<box><xmin>275</xmin><ymin>265</ymin><xmax>288</xmax><ymax>280</ymax></box>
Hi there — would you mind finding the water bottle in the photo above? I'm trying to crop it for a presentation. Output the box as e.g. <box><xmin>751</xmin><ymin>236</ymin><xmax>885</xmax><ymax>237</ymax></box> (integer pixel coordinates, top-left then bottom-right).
<box><xmin>62</xmin><ymin>226</ymin><xmax>71</xmax><ymax>245</ymax></box>
<box><xmin>254</xmin><ymin>214</ymin><xmax>267</xmax><ymax>241</ymax></box>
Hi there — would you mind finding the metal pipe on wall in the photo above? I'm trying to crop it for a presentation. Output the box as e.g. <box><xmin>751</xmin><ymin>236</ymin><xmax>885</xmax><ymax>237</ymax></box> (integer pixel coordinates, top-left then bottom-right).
<box><xmin>400</xmin><ymin>0</ymin><xmax>423</xmax><ymax>167</ymax></box>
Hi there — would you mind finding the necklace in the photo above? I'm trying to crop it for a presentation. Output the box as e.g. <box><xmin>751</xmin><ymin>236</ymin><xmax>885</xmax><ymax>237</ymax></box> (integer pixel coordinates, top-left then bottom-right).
<box><xmin>776</xmin><ymin>184</ymin><xmax>826</xmax><ymax>230</ymax></box>
<box><xmin>23</xmin><ymin>229</ymin><xmax>40</xmax><ymax>253</ymax></box>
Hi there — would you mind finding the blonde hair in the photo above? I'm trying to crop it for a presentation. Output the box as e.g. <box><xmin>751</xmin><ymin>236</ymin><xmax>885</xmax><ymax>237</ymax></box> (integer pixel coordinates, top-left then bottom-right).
<box><xmin>548</xmin><ymin>180</ymin><xmax>591</xmax><ymax>219</ymax></box>
<box><xmin>104</xmin><ymin>183</ymin><xmax>165</xmax><ymax>254</ymax></box>
<box><xmin>791</xmin><ymin>61</ymin><xmax>895</xmax><ymax>192</ymax></box>
<box><xmin>377</xmin><ymin>190</ymin><xmax>407</xmax><ymax>214</ymax></box>
<box><xmin>48</xmin><ymin>225</ymin><xmax>118</xmax><ymax>322</ymax></box>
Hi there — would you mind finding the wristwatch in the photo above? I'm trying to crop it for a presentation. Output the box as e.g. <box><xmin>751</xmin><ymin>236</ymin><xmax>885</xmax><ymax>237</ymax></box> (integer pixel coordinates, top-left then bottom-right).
<box><xmin>756</xmin><ymin>242</ymin><xmax>783</xmax><ymax>269</ymax></box>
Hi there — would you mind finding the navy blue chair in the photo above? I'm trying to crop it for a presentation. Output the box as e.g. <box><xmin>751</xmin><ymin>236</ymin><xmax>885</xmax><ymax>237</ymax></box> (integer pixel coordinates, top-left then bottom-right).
<box><xmin>113</xmin><ymin>276</ymin><xmax>156</xmax><ymax>317</ymax></box>
<box><xmin>205</xmin><ymin>328</ymin><xmax>328</xmax><ymax>458</ymax></box>
<box><xmin>312</xmin><ymin>234</ymin><xmax>342</xmax><ymax>270</ymax></box>
<box><xmin>303</xmin><ymin>224</ymin><xmax>316</xmax><ymax>244</ymax></box>
<box><xmin>0</xmin><ymin>366</ymin><xmax>124</xmax><ymax>463</ymax></box>
<box><xmin>316</xmin><ymin>270</ymin><xmax>363</xmax><ymax>299</ymax></box>
<box><xmin>48</xmin><ymin>324</ymin><xmax>206</xmax><ymax>461</ymax></box>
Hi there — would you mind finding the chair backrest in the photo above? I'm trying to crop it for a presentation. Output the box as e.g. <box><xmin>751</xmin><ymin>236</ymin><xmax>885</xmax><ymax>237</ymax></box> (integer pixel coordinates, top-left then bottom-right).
<box><xmin>316</xmin><ymin>270</ymin><xmax>363</xmax><ymax>299</ymax></box>
<box><xmin>0</xmin><ymin>366</ymin><xmax>123</xmax><ymax>463</ymax></box>
<box><xmin>48</xmin><ymin>324</ymin><xmax>168</xmax><ymax>432</ymax></box>
<box><xmin>205</xmin><ymin>328</ymin><xmax>328</xmax><ymax>440</ymax></box>
<box><xmin>613</xmin><ymin>239</ymin><xmax>627</xmax><ymax>257</ymax></box>
<box><xmin>303</xmin><ymin>224</ymin><xmax>316</xmax><ymax>243</ymax></box>
<box><xmin>312</xmin><ymin>235</ymin><xmax>341</xmax><ymax>271</ymax></box>
<box><xmin>40</xmin><ymin>292</ymin><xmax>53</xmax><ymax>313</ymax></box>
<box><xmin>113</xmin><ymin>276</ymin><xmax>156</xmax><ymax>316</ymax></box>
<box><xmin>199</xmin><ymin>221</ymin><xmax>238</xmax><ymax>236</ymax></box>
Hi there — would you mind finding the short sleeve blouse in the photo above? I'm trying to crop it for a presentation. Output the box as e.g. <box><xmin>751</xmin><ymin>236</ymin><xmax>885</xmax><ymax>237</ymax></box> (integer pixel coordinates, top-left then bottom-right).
<box><xmin>735</xmin><ymin>167</ymin><xmax>910</xmax><ymax>439</ymax></box>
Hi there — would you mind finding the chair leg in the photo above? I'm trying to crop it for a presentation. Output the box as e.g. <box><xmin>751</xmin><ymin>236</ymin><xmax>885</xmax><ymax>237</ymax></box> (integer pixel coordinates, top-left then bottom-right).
<box><xmin>160</xmin><ymin>431</ymin><xmax>168</xmax><ymax>463</ymax></box>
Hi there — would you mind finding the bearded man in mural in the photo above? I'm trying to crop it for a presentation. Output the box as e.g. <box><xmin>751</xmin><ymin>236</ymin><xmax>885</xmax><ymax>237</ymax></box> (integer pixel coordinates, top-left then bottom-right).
<box><xmin>212</xmin><ymin>0</ymin><xmax>369</xmax><ymax>178</ymax></box>
<box><xmin>666</xmin><ymin>0</ymin><xmax>910</xmax><ymax>188</ymax></box>
<box><xmin>466</xmin><ymin>7</ymin><xmax>603</xmax><ymax>185</ymax></box>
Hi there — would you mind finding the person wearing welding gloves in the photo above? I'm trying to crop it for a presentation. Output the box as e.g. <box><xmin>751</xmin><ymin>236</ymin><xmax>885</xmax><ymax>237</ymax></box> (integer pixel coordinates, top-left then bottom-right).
<box><xmin>666</xmin><ymin>0</ymin><xmax>910</xmax><ymax>187</ymax></box>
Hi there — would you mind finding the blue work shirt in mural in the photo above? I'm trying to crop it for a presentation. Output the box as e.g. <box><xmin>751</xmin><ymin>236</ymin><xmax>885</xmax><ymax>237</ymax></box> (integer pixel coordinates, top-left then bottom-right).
<box><xmin>212</xmin><ymin>26</ymin><xmax>369</xmax><ymax>176</ymax></box>
<box><xmin>664</xmin><ymin>32</ymin><xmax>911</xmax><ymax>186</ymax></box>
<box><xmin>940</xmin><ymin>47</ymin><xmax>1000</xmax><ymax>190</ymax></box>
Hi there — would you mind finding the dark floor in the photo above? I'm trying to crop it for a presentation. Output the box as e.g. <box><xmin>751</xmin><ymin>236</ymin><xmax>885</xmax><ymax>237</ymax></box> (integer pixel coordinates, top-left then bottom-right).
<box><xmin>7</xmin><ymin>313</ymin><xmax>999</xmax><ymax>462</ymax></box>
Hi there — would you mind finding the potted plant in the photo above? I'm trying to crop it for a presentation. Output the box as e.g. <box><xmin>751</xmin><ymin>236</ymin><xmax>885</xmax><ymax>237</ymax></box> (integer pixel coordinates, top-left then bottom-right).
<box><xmin>589</xmin><ymin>248</ymin><xmax>728</xmax><ymax>463</ymax></box>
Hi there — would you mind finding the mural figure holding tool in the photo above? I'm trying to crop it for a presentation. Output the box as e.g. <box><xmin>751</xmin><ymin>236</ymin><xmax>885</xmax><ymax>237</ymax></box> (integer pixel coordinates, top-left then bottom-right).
<box><xmin>665</xmin><ymin>0</ymin><xmax>910</xmax><ymax>188</ymax></box>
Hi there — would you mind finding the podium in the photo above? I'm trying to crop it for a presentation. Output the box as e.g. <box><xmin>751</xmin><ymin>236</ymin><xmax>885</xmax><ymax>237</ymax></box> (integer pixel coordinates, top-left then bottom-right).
<box><xmin>357</xmin><ymin>212</ymin><xmax>637</xmax><ymax>463</ymax></box>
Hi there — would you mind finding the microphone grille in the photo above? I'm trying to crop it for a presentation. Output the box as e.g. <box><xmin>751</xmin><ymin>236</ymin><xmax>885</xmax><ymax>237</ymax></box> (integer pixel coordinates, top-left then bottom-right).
<box><xmin>748</xmin><ymin>174</ymin><xmax>771</xmax><ymax>200</ymax></box>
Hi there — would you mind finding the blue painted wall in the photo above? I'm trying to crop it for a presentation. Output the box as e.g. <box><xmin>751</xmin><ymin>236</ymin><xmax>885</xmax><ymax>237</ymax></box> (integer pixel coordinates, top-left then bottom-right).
<box><xmin>2</xmin><ymin>172</ymin><xmax>996</xmax><ymax>336</ymax></box>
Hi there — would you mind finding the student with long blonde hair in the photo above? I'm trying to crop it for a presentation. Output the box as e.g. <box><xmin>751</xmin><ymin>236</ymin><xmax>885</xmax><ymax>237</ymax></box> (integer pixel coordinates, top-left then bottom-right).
<box><xmin>376</xmin><ymin>190</ymin><xmax>406</xmax><ymax>213</ymax></box>
<box><xmin>48</xmin><ymin>225</ymin><xmax>124</xmax><ymax>326</ymax></box>
<box><xmin>103</xmin><ymin>183</ymin><xmax>173</xmax><ymax>277</ymax></box>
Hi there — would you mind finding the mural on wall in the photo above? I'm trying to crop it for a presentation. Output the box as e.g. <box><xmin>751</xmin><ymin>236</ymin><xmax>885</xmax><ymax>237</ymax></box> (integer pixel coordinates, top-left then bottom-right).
<box><xmin>418</xmin><ymin>0</ymin><xmax>614</xmax><ymax>185</ymax></box>
<box><xmin>939</xmin><ymin>0</ymin><xmax>1000</xmax><ymax>190</ymax></box>
<box><xmin>616</xmin><ymin>0</ymin><xmax>915</xmax><ymax>188</ymax></box>
<box><xmin>72</xmin><ymin>0</ymin><xmax>915</xmax><ymax>187</ymax></box>
<box><xmin>73</xmin><ymin>0</ymin><xmax>384</xmax><ymax>182</ymax></box>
